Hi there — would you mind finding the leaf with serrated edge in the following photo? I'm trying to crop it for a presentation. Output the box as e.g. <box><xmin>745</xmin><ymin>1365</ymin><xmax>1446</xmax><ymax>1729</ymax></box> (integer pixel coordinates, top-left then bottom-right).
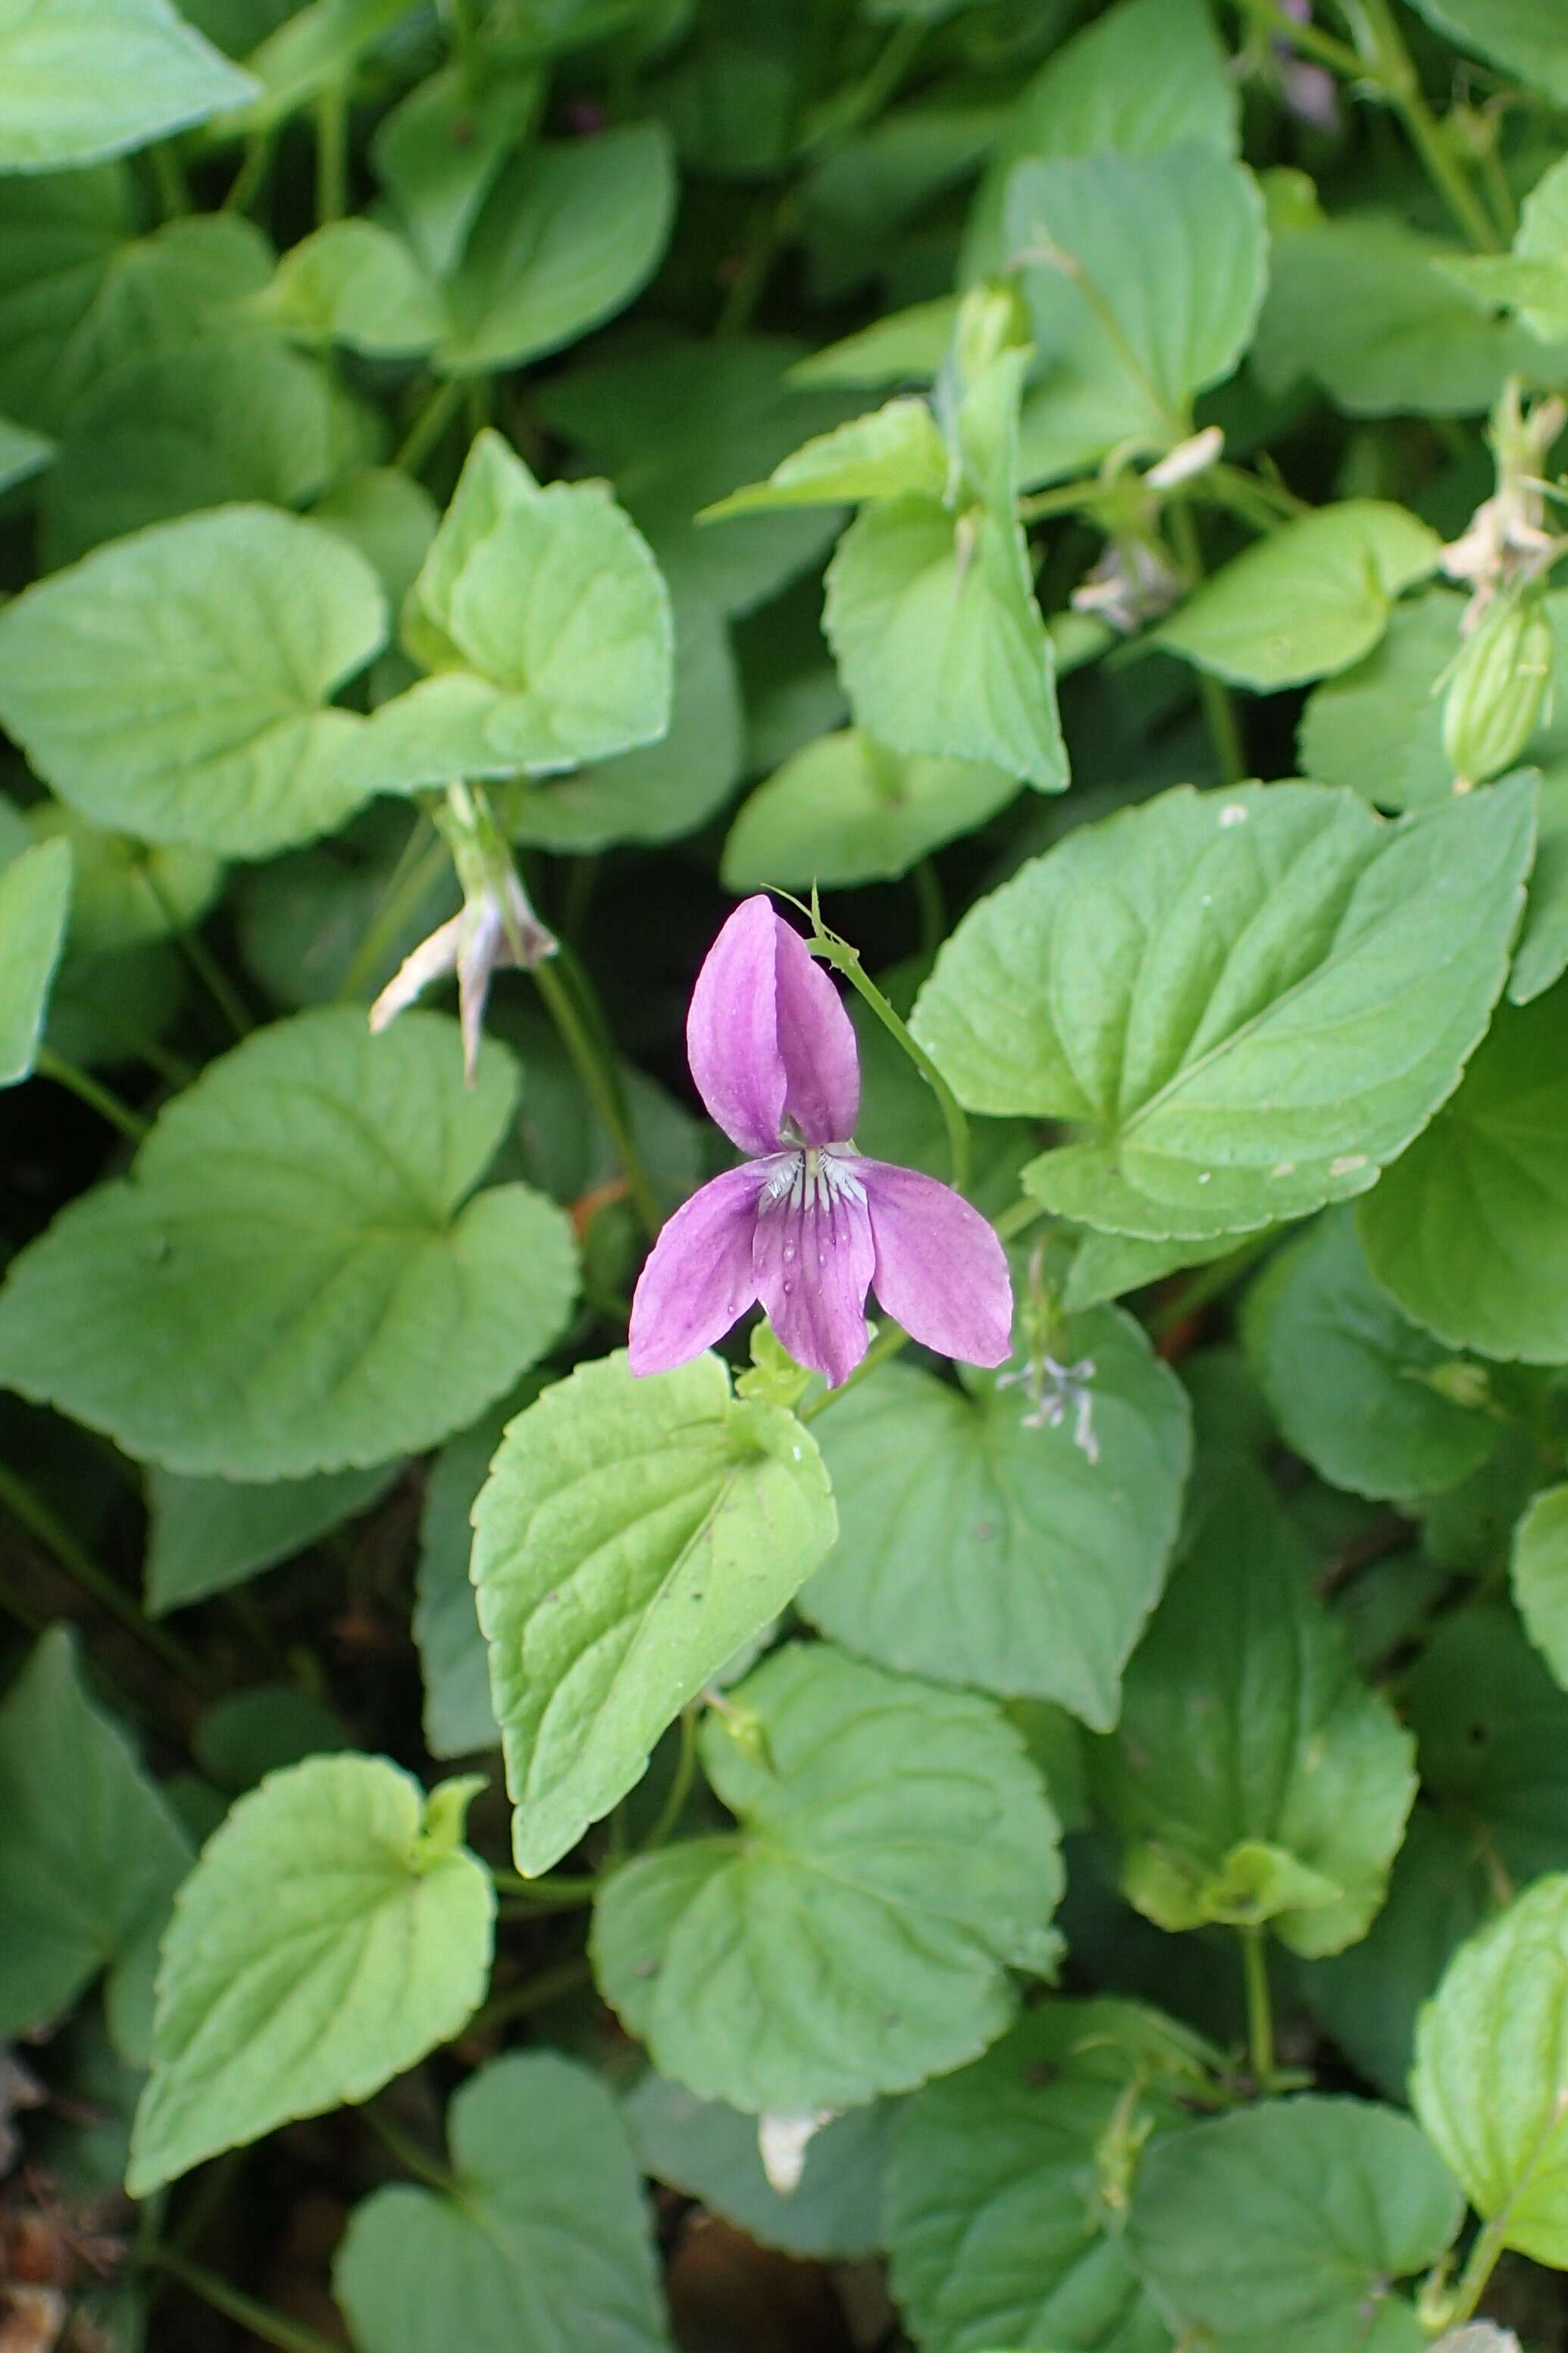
<box><xmin>472</xmin><ymin>1352</ymin><xmax>836</xmax><ymax>1877</ymax></box>
<box><xmin>127</xmin><ymin>1755</ymin><xmax>494</xmax><ymax>2195</ymax></box>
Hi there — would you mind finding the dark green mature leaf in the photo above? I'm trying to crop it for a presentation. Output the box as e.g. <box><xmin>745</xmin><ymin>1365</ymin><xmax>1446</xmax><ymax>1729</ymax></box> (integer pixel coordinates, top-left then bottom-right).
<box><xmin>591</xmin><ymin>1643</ymin><xmax>1063</xmax><ymax>2112</ymax></box>
<box><xmin>0</xmin><ymin>1009</ymin><xmax>577</xmax><ymax>1480</ymax></box>
<box><xmin>436</xmin><ymin>127</ymin><xmax>676</xmax><ymax>378</ymax></box>
<box><xmin>1405</xmin><ymin>0</ymin><xmax>1568</xmax><ymax>105</ymax></box>
<box><xmin>0</xmin><ymin>505</ymin><xmax>389</xmax><ymax>857</ymax></box>
<box><xmin>1156</xmin><ymin>503</ymin><xmax>1442</xmax><ymax>688</ymax></box>
<box><xmin>1413</xmin><ymin>1874</ymin><xmax>1568</xmax><ymax>2267</ymax></box>
<box><xmin>1513</xmin><ymin>1485</ymin><xmax>1568</xmax><ymax>1693</ymax></box>
<box><xmin>1242</xmin><ymin>1211</ymin><xmax>1498</xmax><ymax>1501</ymax></box>
<box><xmin>0</xmin><ymin>174</ymin><xmax>272</xmax><ymax>434</ymax></box>
<box><xmin>0</xmin><ymin>837</ymin><xmax>70</xmax><ymax>1086</ymax></box>
<box><xmin>1358</xmin><ymin>984</ymin><xmax>1568</xmax><ymax>1363</ymax></box>
<box><xmin>336</xmin><ymin>2054</ymin><xmax>671</xmax><ymax>2353</ymax></box>
<box><xmin>0</xmin><ymin>411</ymin><xmax>51</xmax><ymax>492</ymax></box>
<box><xmin>1003</xmin><ymin>144</ymin><xmax>1266</xmax><ymax>488</ymax></box>
<box><xmin>624</xmin><ymin>2076</ymin><xmax>894</xmax><ymax>2261</ymax></box>
<box><xmin>723</xmin><ymin>729</ymin><xmax>1019</xmax><ymax>888</ymax></box>
<box><xmin>146</xmin><ymin>1460</ymin><xmax>404</xmax><ymax>1615</ymax></box>
<box><xmin>1403</xmin><ymin>1605</ymin><xmax>1568</xmax><ymax>1888</ymax></box>
<box><xmin>803</xmin><ymin>1311</ymin><xmax>1191</xmax><ymax>1730</ymax></box>
<box><xmin>1091</xmin><ymin>1471</ymin><xmax>1417</xmax><ymax>1955</ymax></box>
<box><xmin>962</xmin><ymin>0</ymin><xmax>1237</xmax><ymax>280</ymax></box>
<box><xmin>0</xmin><ymin>1629</ymin><xmax>191</xmax><ymax>2061</ymax></box>
<box><xmin>472</xmin><ymin>1351</ymin><xmax>836</xmax><ymax>1877</ymax></box>
<box><xmin>128</xmin><ymin>1756</ymin><xmax>494</xmax><ymax>2195</ymax></box>
<box><xmin>1125</xmin><ymin>2098</ymin><xmax>1463</xmax><ymax>2353</ymax></box>
<box><xmin>414</xmin><ymin>1392</ymin><xmax>525</xmax><ymax>1761</ymax></box>
<box><xmin>372</xmin><ymin>61</ymin><xmax>540</xmax><ymax>281</ymax></box>
<box><xmin>0</xmin><ymin>0</ymin><xmax>255</xmax><ymax>173</ymax></box>
<box><xmin>887</xmin><ymin>2001</ymin><xmax>1203</xmax><ymax>2353</ymax></box>
<box><xmin>914</xmin><ymin>778</ymin><xmax>1535</xmax><ymax>1241</ymax></box>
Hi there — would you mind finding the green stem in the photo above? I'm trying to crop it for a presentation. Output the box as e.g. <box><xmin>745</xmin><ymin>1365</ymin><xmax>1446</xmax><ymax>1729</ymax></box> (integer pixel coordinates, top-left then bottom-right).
<box><xmin>479</xmin><ymin>1954</ymin><xmax>592</xmax><ymax>2032</ymax></box>
<box><xmin>1444</xmin><ymin>2217</ymin><xmax>1508</xmax><ymax>2328</ymax></box>
<box><xmin>440</xmin><ymin>0</ymin><xmax>482</xmax><ymax>80</ymax></box>
<box><xmin>912</xmin><ymin>858</ymin><xmax>945</xmax><ymax>961</ymax></box>
<box><xmin>1229</xmin><ymin>0</ymin><xmax>1365</xmax><ymax>74</ymax></box>
<box><xmin>141</xmin><ymin>2248</ymin><xmax>344</xmax><ymax>2353</ymax></box>
<box><xmin>800</xmin><ymin>1320</ymin><xmax>911</xmax><ymax>1421</ymax></box>
<box><xmin>1167</xmin><ymin>503</ymin><xmax>1247</xmax><ymax>785</ymax></box>
<box><xmin>144</xmin><ymin>870</ymin><xmax>252</xmax><ymax>1039</ymax></box>
<box><xmin>223</xmin><ymin>131</ymin><xmax>274</xmax><ymax>216</ymax></box>
<box><xmin>994</xmin><ymin>1195</ymin><xmax>1050</xmax><ymax>1242</ymax></box>
<box><xmin>336</xmin><ymin>823</ymin><xmax>448</xmax><ymax>1003</ymax></box>
<box><xmin>365</xmin><ymin>2103</ymin><xmax>455</xmax><ymax>2192</ymax></box>
<box><xmin>34</xmin><ymin>1048</ymin><xmax>148</xmax><ymax>1145</ymax></box>
<box><xmin>641</xmin><ymin>1706</ymin><xmax>699</xmax><ymax>1853</ymax></box>
<box><xmin>396</xmin><ymin>377</ymin><xmax>465</xmax><ymax>477</ymax></box>
<box><xmin>0</xmin><ymin>1462</ymin><xmax>203</xmax><ymax>1686</ymax></box>
<box><xmin>1239</xmin><ymin>1925</ymin><xmax>1275</xmax><ymax>2086</ymax></box>
<box><xmin>149</xmin><ymin>141</ymin><xmax>190</xmax><ymax>221</ymax></box>
<box><xmin>804</xmin><ymin>15</ymin><xmax>928</xmax><ymax>154</ymax></box>
<box><xmin>805</xmin><ymin>922</ymin><xmax>969</xmax><ymax>1194</ymax></box>
<box><xmin>315</xmin><ymin>77</ymin><xmax>349</xmax><ymax>226</ymax></box>
<box><xmin>490</xmin><ymin>1867</ymin><xmax>601</xmax><ymax>1900</ymax></box>
<box><xmin>1148</xmin><ymin>1227</ymin><xmax>1282</xmax><ymax>1336</ymax></box>
<box><xmin>1342</xmin><ymin>0</ymin><xmax>1501</xmax><ymax>249</ymax></box>
<box><xmin>530</xmin><ymin>957</ymin><xmax>662</xmax><ymax>1239</ymax></box>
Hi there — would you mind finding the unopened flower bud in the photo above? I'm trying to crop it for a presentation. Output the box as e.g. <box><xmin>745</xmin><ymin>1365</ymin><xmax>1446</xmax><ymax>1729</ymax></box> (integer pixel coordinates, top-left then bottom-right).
<box><xmin>1443</xmin><ymin>591</ymin><xmax>1554</xmax><ymax>789</ymax></box>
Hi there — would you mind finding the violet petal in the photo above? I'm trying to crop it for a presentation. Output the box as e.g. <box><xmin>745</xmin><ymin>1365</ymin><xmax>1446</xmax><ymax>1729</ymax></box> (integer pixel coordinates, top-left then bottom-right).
<box><xmin>686</xmin><ymin>896</ymin><xmax>790</xmax><ymax>1156</ymax></box>
<box><xmin>753</xmin><ymin>1164</ymin><xmax>875</xmax><ymax>1388</ymax></box>
<box><xmin>860</xmin><ymin>1160</ymin><xmax>1014</xmax><ymax>1367</ymax></box>
<box><xmin>628</xmin><ymin>1162</ymin><xmax>771</xmax><ymax>1374</ymax></box>
<box><xmin>771</xmin><ymin>914</ymin><xmax>861</xmax><ymax>1147</ymax></box>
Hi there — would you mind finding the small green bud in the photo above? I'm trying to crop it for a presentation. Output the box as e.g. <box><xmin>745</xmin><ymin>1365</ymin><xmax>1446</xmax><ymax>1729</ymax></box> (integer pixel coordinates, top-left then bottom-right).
<box><xmin>1443</xmin><ymin>591</ymin><xmax>1554</xmax><ymax>788</ymax></box>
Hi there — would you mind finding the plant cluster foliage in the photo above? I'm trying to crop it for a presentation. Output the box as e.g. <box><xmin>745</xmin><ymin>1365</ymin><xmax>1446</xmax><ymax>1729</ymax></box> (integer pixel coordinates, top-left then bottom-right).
<box><xmin>3</xmin><ymin>0</ymin><xmax>1568</xmax><ymax>2346</ymax></box>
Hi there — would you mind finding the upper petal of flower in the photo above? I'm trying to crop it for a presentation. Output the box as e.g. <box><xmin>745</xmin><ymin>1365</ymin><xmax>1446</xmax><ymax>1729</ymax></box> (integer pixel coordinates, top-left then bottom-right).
<box><xmin>628</xmin><ymin>1161</ymin><xmax>770</xmax><ymax>1375</ymax></box>
<box><xmin>686</xmin><ymin>897</ymin><xmax>861</xmax><ymax>1155</ymax></box>
<box><xmin>859</xmin><ymin>1159</ymin><xmax>1014</xmax><ymax>1368</ymax></box>
<box><xmin>752</xmin><ymin>1158</ymin><xmax>875</xmax><ymax>1389</ymax></box>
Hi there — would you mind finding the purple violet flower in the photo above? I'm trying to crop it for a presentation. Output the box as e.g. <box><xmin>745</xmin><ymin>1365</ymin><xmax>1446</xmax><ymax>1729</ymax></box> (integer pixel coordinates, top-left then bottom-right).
<box><xmin>628</xmin><ymin>896</ymin><xmax>1014</xmax><ymax>1388</ymax></box>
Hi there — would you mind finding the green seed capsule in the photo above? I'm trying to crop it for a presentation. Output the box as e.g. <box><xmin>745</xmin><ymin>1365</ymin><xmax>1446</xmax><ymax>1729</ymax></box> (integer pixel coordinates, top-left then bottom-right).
<box><xmin>1443</xmin><ymin>593</ymin><xmax>1554</xmax><ymax>788</ymax></box>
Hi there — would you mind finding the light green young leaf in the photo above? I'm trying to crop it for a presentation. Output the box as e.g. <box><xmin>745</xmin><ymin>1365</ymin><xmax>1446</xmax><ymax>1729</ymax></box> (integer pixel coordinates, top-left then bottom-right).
<box><xmin>887</xmin><ymin>2000</ymin><xmax>1202</xmax><ymax>2353</ymax></box>
<box><xmin>415</xmin><ymin>1394</ymin><xmax>521</xmax><ymax>1759</ymax></box>
<box><xmin>146</xmin><ymin>1460</ymin><xmax>404</xmax><ymax>1616</ymax></box>
<box><xmin>1156</xmin><ymin>503</ymin><xmax>1442</xmax><ymax>689</ymax></box>
<box><xmin>472</xmin><ymin>1350</ymin><xmax>836</xmax><ymax>1878</ymax></box>
<box><xmin>1253</xmin><ymin>216</ymin><xmax>1567</xmax><ymax>415</ymax></box>
<box><xmin>803</xmin><ymin>1311</ymin><xmax>1191</xmax><ymax>1731</ymax></box>
<box><xmin>1404</xmin><ymin>0</ymin><xmax>1568</xmax><ymax>106</ymax></box>
<box><xmin>537</xmin><ymin>331</ymin><xmax>858</xmax><ymax>616</ymax></box>
<box><xmin>0</xmin><ymin>0</ymin><xmax>255</xmax><ymax>173</ymax></box>
<box><xmin>624</xmin><ymin>2076</ymin><xmax>894</xmax><ymax>2263</ymax></box>
<box><xmin>0</xmin><ymin>837</ymin><xmax>70</xmax><ymax>1086</ymax></box>
<box><xmin>1413</xmin><ymin>1873</ymin><xmax>1568</xmax><ymax>2267</ymax></box>
<box><xmin>0</xmin><ymin>179</ymin><xmax>273</xmax><ymax>436</ymax></box>
<box><xmin>252</xmin><ymin>218</ymin><xmax>444</xmax><ymax>356</ymax></box>
<box><xmin>1242</xmin><ymin>1211</ymin><xmax>1498</xmax><ymax>1502</ymax></box>
<box><xmin>0</xmin><ymin>411</ymin><xmax>50</xmax><ymax>491</ymax></box>
<box><xmin>1358</xmin><ymin>985</ymin><xmax>1568</xmax><ymax>1363</ymax></box>
<box><xmin>591</xmin><ymin>1642</ymin><xmax>1063</xmax><ymax>2113</ymax></box>
<box><xmin>437</xmin><ymin>127</ymin><xmax>676</xmax><ymax>378</ymax></box>
<box><xmin>372</xmin><ymin>61</ymin><xmax>540</xmax><ymax>280</ymax></box>
<box><xmin>0</xmin><ymin>1628</ymin><xmax>192</xmax><ymax>2060</ymax></box>
<box><xmin>514</xmin><ymin>599</ymin><xmax>743</xmax><ymax>854</ymax></box>
<box><xmin>1125</xmin><ymin>2097</ymin><xmax>1463</xmax><ymax>2353</ymax></box>
<box><xmin>1090</xmin><ymin>1470</ymin><xmax>1417</xmax><ymax>1955</ymax></box>
<box><xmin>399</xmin><ymin>425</ymin><xmax>537</xmax><ymax>672</ymax></box>
<box><xmin>1438</xmin><ymin>151</ymin><xmax>1568</xmax><ymax>337</ymax></box>
<box><xmin>915</xmin><ymin>778</ymin><xmax>1535</xmax><ymax>1241</ymax></box>
<box><xmin>703</xmin><ymin>396</ymin><xmax>949</xmax><ymax>517</ymax></box>
<box><xmin>790</xmin><ymin>296</ymin><xmax>958</xmax><ymax>393</ymax></box>
<box><xmin>1003</xmin><ymin>144</ymin><xmax>1266</xmax><ymax>488</ymax></box>
<box><xmin>127</xmin><ymin>1755</ymin><xmax>495</xmax><ymax>2196</ymax></box>
<box><xmin>1296</xmin><ymin>1806</ymin><xmax>1494</xmax><ymax>2104</ymax></box>
<box><xmin>0</xmin><ymin>1008</ymin><xmax>577</xmax><ymax>1480</ymax></box>
<box><xmin>825</xmin><ymin>497</ymin><xmax>1066</xmax><ymax>791</ymax></box>
<box><xmin>41</xmin><ymin>335</ymin><xmax>362</xmax><ymax>566</ymax></box>
<box><xmin>336</xmin><ymin>2054</ymin><xmax>671</xmax><ymax>2353</ymax></box>
<box><xmin>0</xmin><ymin>505</ymin><xmax>388</xmax><ymax>858</ymax></box>
<box><xmin>1513</xmin><ymin>1486</ymin><xmax>1568</xmax><ymax>1693</ymax></box>
<box><xmin>722</xmin><ymin>728</ymin><xmax>1019</xmax><ymax>889</ymax></box>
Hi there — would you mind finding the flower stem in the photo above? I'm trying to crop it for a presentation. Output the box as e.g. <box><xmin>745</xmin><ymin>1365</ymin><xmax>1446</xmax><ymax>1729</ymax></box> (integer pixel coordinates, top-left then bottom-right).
<box><xmin>336</xmin><ymin>822</ymin><xmax>448</xmax><ymax>1003</ymax></box>
<box><xmin>1345</xmin><ymin>0</ymin><xmax>1501</xmax><ymax>250</ymax></box>
<box><xmin>1166</xmin><ymin>502</ymin><xmax>1247</xmax><ymax>785</ymax></box>
<box><xmin>141</xmin><ymin>2248</ymin><xmax>344</xmax><ymax>2353</ymax></box>
<box><xmin>530</xmin><ymin>957</ymin><xmax>662</xmax><ymax>1241</ymax></box>
<box><xmin>33</xmin><ymin>1048</ymin><xmax>148</xmax><ymax>1145</ymax></box>
<box><xmin>365</xmin><ymin>2102</ymin><xmax>454</xmax><ymax>2192</ymax></box>
<box><xmin>642</xmin><ymin>1706</ymin><xmax>699</xmax><ymax>1852</ymax></box>
<box><xmin>143</xmin><ymin>869</ymin><xmax>252</xmax><ymax>1039</ymax></box>
<box><xmin>0</xmin><ymin>1461</ymin><xmax>203</xmax><ymax>1687</ymax></box>
<box><xmin>1444</xmin><ymin>2217</ymin><xmax>1508</xmax><ymax>2327</ymax></box>
<box><xmin>805</xmin><ymin>920</ymin><xmax>970</xmax><ymax>1195</ymax></box>
<box><xmin>396</xmin><ymin>377</ymin><xmax>465</xmax><ymax>477</ymax></box>
<box><xmin>912</xmin><ymin>858</ymin><xmax>945</xmax><ymax>960</ymax></box>
<box><xmin>1239</xmin><ymin>1924</ymin><xmax>1275</xmax><ymax>2085</ymax></box>
<box><xmin>800</xmin><ymin>1320</ymin><xmax>911</xmax><ymax>1420</ymax></box>
<box><xmin>315</xmin><ymin>76</ymin><xmax>349</xmax><ymax>227</ymax></box>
